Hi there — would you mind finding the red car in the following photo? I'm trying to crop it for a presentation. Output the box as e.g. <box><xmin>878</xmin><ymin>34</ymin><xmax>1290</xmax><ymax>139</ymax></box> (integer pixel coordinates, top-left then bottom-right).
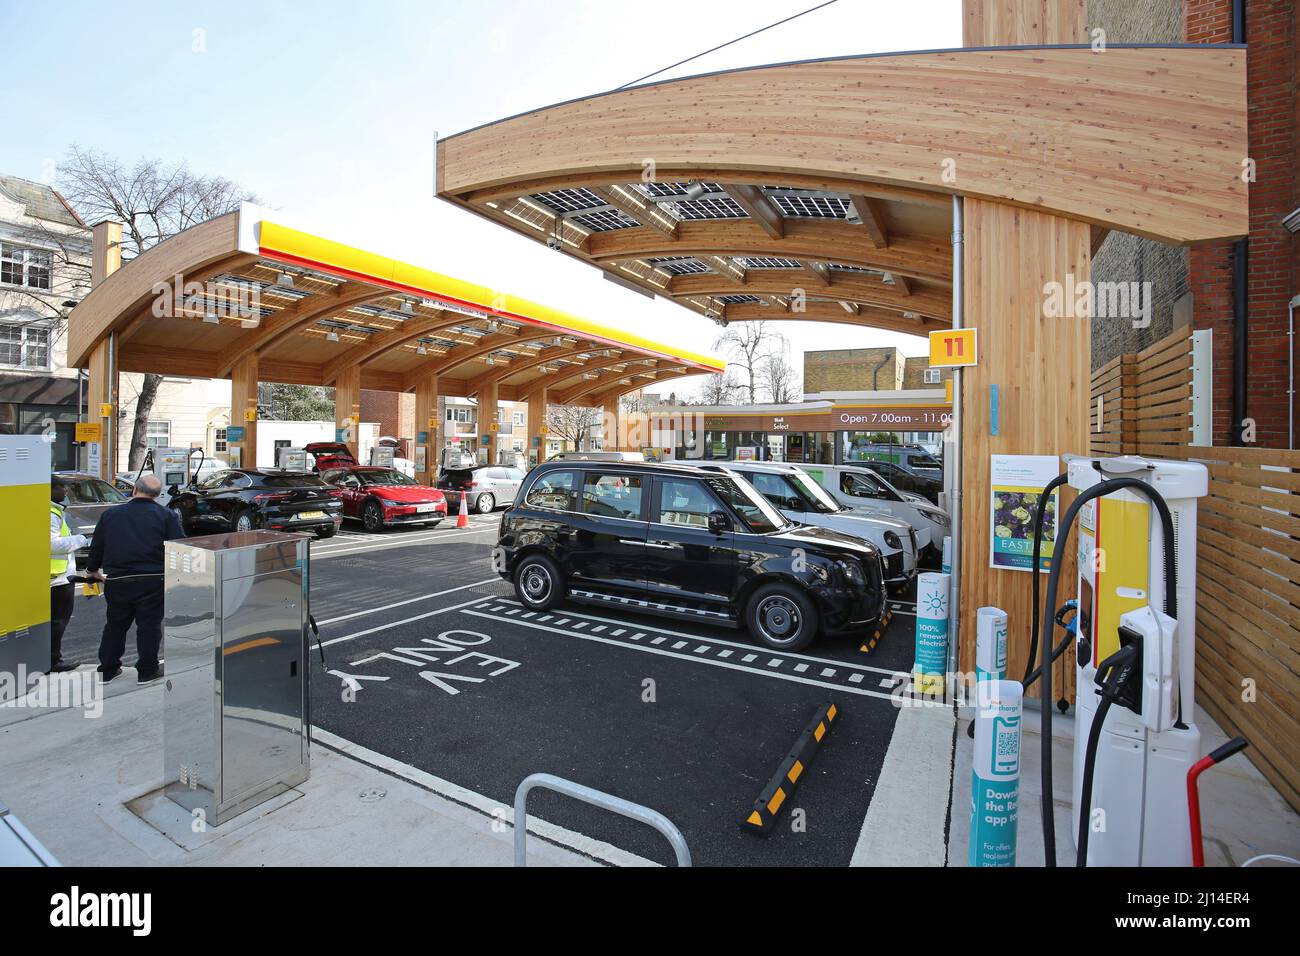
<box><xmin>305</xmin><ymin>441</ymin><xmax>359</xmax><ymax>472</ymax></box>
<box><xmin>320</xmin><ymin>465</ymin><xmax>448</xmax><ymax>532</ymax></box>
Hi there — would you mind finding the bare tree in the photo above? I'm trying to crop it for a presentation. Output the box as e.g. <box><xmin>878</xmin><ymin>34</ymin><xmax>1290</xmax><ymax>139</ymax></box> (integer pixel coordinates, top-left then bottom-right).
<box><xmin>711</xmin><ymin>320</ymin><xmax>788</xmax><ymax>404</ymax></box>
<box><xmin>56</xmin><ymin>146</ymin><xmax>257</xmax><ymax>469</ymax></box>
<box><xmin>694</xmin><ymin>372</ymin><xmax>741</xmax><ymax>405</ymax></box>
<box><xmin>545</xmin><ymin>404</ymin><xmax>602</xmax><ymax>450</ymax></box>
<box><xmin>758</xmin><ymin>351</ymin><xmax>801</xmax><ymax>403</ymax></box>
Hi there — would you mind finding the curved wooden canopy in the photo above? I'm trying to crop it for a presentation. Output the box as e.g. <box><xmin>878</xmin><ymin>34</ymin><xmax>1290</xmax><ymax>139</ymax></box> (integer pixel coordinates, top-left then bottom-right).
<box><xmin>436</xmin><ymin>44</ymin><xmax>1247</xmax><ymax>330</ymax></box>
<box><xmin>67</xmin><ymin>205</ymin><xmax>725</xmax><ymax>404</ymax></box>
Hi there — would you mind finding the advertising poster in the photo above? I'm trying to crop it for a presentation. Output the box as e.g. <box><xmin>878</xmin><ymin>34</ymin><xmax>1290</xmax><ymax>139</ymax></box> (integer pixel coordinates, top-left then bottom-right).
<box><xmin>989</xmin><ymin>455</ymin><xmax>1060</xmax><ymax>572</ymax></box>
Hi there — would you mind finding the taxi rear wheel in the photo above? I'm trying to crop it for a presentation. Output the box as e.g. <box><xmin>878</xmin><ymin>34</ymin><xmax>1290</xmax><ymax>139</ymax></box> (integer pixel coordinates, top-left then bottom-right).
<box><xmin>515</xmin><ymin>554</ymin><xmax>561</xmax><ymax>610</ymax></box>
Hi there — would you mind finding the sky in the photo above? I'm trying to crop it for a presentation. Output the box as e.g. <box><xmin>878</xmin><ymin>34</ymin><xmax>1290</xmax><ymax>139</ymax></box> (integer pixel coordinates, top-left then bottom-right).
<box><xmin>0</xmin><ymin>0</ymin><xmax>962</xmax><ymax>397</ymax></box>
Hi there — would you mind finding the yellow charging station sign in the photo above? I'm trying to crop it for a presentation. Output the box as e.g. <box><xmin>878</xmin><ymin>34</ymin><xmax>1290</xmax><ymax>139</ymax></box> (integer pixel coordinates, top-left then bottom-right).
<box><xmin>75</xmin><ymin>422</ymin><xmax>102</xmax><ymax>443</ymax></box>
<box><xmin>929</xmin><ymin>329</ymin><xmax>978</xmax><ymax>368</ymax></box>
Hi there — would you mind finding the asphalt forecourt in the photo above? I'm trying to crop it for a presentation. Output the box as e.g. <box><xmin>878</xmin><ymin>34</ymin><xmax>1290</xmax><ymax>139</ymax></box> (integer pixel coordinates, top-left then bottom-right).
<box><xmin>51</xmin><ymin>515</ymin><xmax>504</xmax><ymax>671</ymax></box>
<box><xmin>311</xmin><ymin>571</ymin><xmax>919</xmax><ymax>867</ymax></box>
<box><xmin>51</xmin><ymin>514</ymin><xmax>920</xmax><ymax>867</ymax></box>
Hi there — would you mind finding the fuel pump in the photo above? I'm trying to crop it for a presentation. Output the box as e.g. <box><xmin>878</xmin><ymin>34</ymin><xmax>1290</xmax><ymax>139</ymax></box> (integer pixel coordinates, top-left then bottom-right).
<box><xmin>1026</xmin><ymin>454</ymin><xmax>1206</xmax><ymax>866</ymax></box>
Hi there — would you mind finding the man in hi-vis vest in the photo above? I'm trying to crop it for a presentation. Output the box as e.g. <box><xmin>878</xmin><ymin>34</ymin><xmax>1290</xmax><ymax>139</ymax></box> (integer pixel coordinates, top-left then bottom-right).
<box><xmin>50</xmin><ymin>477</ymin><xmax>90</xmax><ymax>673</ymax></box>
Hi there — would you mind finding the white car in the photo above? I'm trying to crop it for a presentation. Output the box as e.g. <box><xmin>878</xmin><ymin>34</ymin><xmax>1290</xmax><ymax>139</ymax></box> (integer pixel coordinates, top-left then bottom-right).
<box><xmin>714</xmin><ymin>461</ymin><xmax>920</xmax><ymax>589</ymax></box>
<box><xmin>799</xmin><ymin>463</ymin><xmax>949</xmax><ymax>564</ymax></box>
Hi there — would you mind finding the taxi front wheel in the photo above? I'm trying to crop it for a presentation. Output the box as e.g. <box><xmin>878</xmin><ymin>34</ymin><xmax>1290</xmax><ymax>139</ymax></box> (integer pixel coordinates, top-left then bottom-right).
<box><xmin>746</xmin><ymin>583</ymin><xmax>818</xmax><ymax>651</ymax></box>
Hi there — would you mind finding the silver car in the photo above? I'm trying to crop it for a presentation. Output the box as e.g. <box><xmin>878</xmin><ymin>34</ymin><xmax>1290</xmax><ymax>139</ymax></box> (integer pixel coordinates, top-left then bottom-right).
<box><xmin>54</xmin><ymin>471</ymin><xmax>129</xmax><ymax>553</ymax></box>
<box><xmin>435</xmin><ymin>465</ymin><xmax>525</xmax><ymax>514</ymax></box>
<box><xmin>716</xmin><ymin>461</ymin><xmax>920</xmax><ymax>590</ymax></box>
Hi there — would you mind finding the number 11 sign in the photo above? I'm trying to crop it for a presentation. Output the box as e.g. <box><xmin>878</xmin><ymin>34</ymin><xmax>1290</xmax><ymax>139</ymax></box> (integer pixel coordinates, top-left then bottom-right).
<box><xmin>929</xmin><ymin>328</ymin><xmax>978</xmax><ymax>368</ymax></box>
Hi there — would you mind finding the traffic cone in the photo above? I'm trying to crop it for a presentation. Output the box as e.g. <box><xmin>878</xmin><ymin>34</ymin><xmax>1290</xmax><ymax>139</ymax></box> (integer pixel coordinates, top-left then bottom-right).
<box><xmin>456</xmin><ymin>493</ymin><xmax>470</xmax><ymax>529</ymax></box>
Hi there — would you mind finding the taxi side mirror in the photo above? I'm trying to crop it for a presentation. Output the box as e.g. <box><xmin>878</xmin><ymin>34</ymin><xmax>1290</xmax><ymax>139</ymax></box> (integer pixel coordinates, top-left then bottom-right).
<box><xmin>707</xmin><ymin>510</ymin><xmax>732</xmax><ymax>535</ymax></box>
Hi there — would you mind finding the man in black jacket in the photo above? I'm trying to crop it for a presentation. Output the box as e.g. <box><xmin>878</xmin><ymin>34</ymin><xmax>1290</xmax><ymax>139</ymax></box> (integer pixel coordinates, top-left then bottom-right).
<box><xmin>85</xmin><ymin>474</ymin><xmax>185</xmax><ymax>684</ymax></box>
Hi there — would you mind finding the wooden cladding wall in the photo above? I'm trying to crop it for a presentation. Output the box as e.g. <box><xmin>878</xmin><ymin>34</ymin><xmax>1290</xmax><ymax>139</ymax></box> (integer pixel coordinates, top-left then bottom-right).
<box><xmin>1090</xmin><ymin>327</ymin><xmax>1299</xmax><ymax>810</ymax></box>
<box><xmin>1149</xmin><ymin>444</ymin><xmax>1300</xmax><ymax>812</ymax></box>
<box><xmin>1089</xmin><ymin>328</ymin><xmax>1195</xmax><ymax>455</ymax></box>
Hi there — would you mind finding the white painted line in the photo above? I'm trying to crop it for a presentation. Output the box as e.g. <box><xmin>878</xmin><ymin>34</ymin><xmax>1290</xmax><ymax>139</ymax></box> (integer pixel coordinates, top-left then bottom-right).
<box><xmin>612</xmin><ymin>629</ymin><xmax>626</xmax><ymax>637</ymax></box>
<box><xmin>522</xmin><ymin>611</ymin><xmax>536</xmax><ymax>619</ymax></box>
<box><xmin>741</xmin><ymin>654</ymin><xmax>758</xmax><ymax>663</ymax></box>
<box><xmin>495</xmin><ymin>599</ymin><xmax>899</xmax><ymax>676</ymax></box>
<box><xmin>505</xmin><ymin>608</ymin><xmax>520</xmax><ymax>615</ymax></box>
<box><xmin>767</xmin><ymin>658</ymin><xmax>782</xmax><ymax>668</ymax></box>
<box><xmin>672</xmin><ymin>641</ymin><xmax>688</xmax><ymax>650</ymax></box>
<box><xmin>651</xmin><ymin>637</ymin><xmax>666</xmax><ymax>645</ymax></box>
<box><xmin>717</xmin><ymin>649</ymin><xmax>733</xmax><ymax>659</ymax></box>
<box><xmin>591</xmin><ymin>625</ymin><xmax>606</xmax><ymax>633</ymax></box>
<box><xmin>573</xmin><ymin>622</ymin><xmax>588</xmax><ymax>630</ymax></box>
<box><xmin>322</xmin><ymin>595</ymin><xmax>496</xmax><ymax>648</ymax></box>
<box><xmin>554</xmin><ymin>618</ymin><xmax>570</xmax><ymax>626</ymax></box>
<box><xmin>849</xmin><ymin>673</ymin><xmax>864</xmax><ymax>684</ymax></box>
<box><xmin>310</xmin><ymin>728</ymin><xmax>657</xmax><ymax>868</ymax></box>
<box><xmin>460</xmin><ymin>610</ymin><xmax>900</xmax><ymax>702</ymax></box>
<box><xmin>317</xmin><ymin>579</ymin><xmax>502</xmax><ymax>626</ymax></box>
<box><xmin>821</xmin><ymin>668</ymin><xmax>836</xmax><ymax>677</ymax></box>
<box><xmin>538</xmin><ymin>615</ymin><xmax>553</xmax><ymax>623</ymax></box>
<box><xmin>794</xmin><ymin>663</ymin><xmax>809</xmax><ymax>673</ymax></box>
<box><xmin>630</xmin><ymin>633</ymin><xmax>645</xmax><ymax>641</ymax></box>
<box><xmin>693</xmin><ymin>645</ymin><xmax>710</xmax><ymax>654</ymax></box>
<box><xmin>313</xmin><ymin>524</ymin><xmax>499</xmax><ymax>559</ymax></box>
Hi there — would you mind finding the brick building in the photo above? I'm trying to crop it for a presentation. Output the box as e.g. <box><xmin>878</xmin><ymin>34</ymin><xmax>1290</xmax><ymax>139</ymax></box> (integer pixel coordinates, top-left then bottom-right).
<box><xmin>1088</xmin><ymin>0</ymin><xmax>1298</xmax><ymax>447</ymax></box>
<box><xmin>804</xmin><ymin>347</ymin><xmax>952</xmax><ymax>393</ymax></box>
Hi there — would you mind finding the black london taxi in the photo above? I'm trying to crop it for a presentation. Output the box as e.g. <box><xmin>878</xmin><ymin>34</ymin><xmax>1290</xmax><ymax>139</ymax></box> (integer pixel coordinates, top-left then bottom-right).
<box><xmin>494</xmin><ymin>460</ymin><xmax>887</xmax><ymax>651</ymax></box>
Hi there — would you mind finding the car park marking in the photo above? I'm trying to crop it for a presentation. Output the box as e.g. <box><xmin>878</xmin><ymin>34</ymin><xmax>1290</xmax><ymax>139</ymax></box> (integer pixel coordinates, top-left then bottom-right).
<box><xmin>459</xmin><ymin>609</ymin><xmax>902</xmax><ymax>702</ymax></box>
<box><xmin>794</xmin><ymin>663</ymin><xmax>809</xmax><ymax>673</ymax></box>
<box><xmin>321</xmin><ymin>594</ymin><xmax>498</xmax><ymax>648</ymax></box>
<box><xmin>319</xmin><ymin>579</ymin><xmax>502</xmax><ymax>626</ymax></box>
<box><xmin>494</xmin><ymin>599</ymin><xmax>905</xmax><ymax>678</ymax></box>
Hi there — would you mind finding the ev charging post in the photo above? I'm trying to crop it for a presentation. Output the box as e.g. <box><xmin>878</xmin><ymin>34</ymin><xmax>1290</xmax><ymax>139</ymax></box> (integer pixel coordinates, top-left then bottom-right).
<box><xmin>970</xmin><ymin>679</ymin><xmax>1022</xmax><ymax>867</ymax></box>
<box><xmin>914</xmin><ymin>571</ymin><xmax>951</xmax><ymax>696</ymax></box>
<box><xmin>976</xmin><ymin>606</ymin><xmax>1008</xmax><ymax>682</ymax></box>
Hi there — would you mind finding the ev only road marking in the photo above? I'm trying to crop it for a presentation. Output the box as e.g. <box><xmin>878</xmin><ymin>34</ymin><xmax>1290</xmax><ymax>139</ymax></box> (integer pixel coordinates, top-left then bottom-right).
<box><xmin>321</xmin><ymin>593</ymin><xmax>503</xmax><ymax>648</ymax></box>
<box><xmin>460</xmin><ymin>609</ymin><xmax>901</xmax><ymax>703</ymax></box>
<box><xmin>493</xmin><ymin>598</ymin><xmax>904</xmax><ymax>678</ymax></box>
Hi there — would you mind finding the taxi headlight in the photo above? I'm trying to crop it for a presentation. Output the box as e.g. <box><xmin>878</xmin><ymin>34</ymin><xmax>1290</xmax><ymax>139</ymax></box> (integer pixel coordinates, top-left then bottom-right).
<box><xmin>837</xmin><ymin>559</ymin><xmax>865</xmax><ymax>587</ymax></box>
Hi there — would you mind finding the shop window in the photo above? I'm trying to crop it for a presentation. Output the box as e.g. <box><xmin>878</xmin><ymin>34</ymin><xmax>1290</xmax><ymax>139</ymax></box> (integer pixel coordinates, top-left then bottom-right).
<box><xmin>213</xmin><ymin>427</ymin><xmax>228</xmax><ymax>453</ymax></box>
<box><xmin>446</xmin><ymin>407</ymin><xmax>473</xmax><ymax>424</ymax></box>
<box><xmin>923</xmin><ymin>368</ymin><xmax>942</xmax><ymax>385</ymax></box>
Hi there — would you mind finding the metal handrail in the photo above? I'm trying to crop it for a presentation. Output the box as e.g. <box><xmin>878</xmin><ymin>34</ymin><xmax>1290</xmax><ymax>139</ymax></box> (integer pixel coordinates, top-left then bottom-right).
<box><xmin>513</xmin><ymin>773</ymin><xmax>691</xmax><ymax>867</ymax></box>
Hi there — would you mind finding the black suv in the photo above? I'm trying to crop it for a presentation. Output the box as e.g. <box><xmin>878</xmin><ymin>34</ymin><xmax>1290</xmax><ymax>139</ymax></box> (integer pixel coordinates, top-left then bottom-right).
<box><xmin>495</xmin><ymin>461</ymin><xmax>886</xmax><ymax>650</ymax></box>
<box><xmin>168</xmin><ymin>468</ymin><xmax>344</xmax><ymax>538</ymax></box>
